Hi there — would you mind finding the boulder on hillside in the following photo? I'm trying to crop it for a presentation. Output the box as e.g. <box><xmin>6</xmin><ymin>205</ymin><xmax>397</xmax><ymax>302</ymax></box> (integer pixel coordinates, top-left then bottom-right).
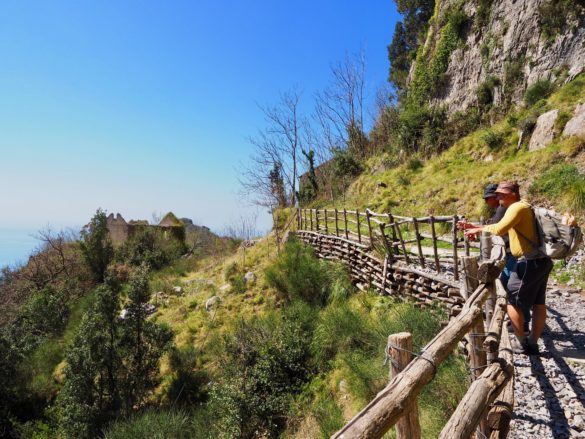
<box><xmin>529</xmin><ymin>109</ymin><xmax>559</xmax><ymax>152</ymax></box>
<box><xmin>205</xmin><ymin>295</ymin><xmax>221</xmax><ymax>312</ymax></box>
<box><xmin>563</xmin><ymin>103</ymin><xmax>585</xmax><ymax>138</ymax></box>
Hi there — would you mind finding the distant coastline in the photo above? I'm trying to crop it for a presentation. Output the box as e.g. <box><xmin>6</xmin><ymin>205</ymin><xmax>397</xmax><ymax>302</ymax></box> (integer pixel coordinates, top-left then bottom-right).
<box><xmin>0</xmin><ymin>228</ymin><xmax>41</xmax><ymax>269</ymax></box>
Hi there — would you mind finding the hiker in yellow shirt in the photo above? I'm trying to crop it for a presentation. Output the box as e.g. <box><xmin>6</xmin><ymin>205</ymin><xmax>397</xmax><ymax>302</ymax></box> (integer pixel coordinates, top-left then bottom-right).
<box><xmin>462</xmin><ymin>181</ymin><xmax>553</xmax><ymax>355</ymax></box>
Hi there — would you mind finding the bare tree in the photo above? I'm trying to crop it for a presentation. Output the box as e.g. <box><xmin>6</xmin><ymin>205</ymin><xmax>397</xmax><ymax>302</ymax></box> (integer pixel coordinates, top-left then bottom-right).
<box><xmin>240</xmin><ymin>88</ymin><xmax>305</xmax><ymax>208</ymax></box>
<box><xmin>313</xmin><ymin>50</ymin><xmax>369</xmax><ymax>158</ymax></box>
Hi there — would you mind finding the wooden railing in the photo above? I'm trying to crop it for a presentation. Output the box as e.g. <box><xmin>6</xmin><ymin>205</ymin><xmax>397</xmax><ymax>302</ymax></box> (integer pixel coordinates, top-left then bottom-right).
<box><xmin>297</xmin><ymin>208</ymin><xmax>480</xmax><ymax>281</ymax></box>
<box><xmin>292</xmin><ymin>207</ymin><xmax>514</xmax><ymax>439</ymax></box>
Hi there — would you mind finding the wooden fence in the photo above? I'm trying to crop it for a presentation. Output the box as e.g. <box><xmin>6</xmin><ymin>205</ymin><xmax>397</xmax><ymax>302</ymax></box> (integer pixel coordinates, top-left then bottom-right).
<box><xmin>292</xmin><ymin>207</ymin><xmax>514</xmax><ymax>439</ymax></box>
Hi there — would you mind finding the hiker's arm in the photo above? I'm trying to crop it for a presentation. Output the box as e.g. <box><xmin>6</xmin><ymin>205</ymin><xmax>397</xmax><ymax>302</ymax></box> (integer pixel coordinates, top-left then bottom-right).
<box><xmin>483</xmin><ymin>205</ymin><xmax>520</xmax><ymax>236</ymax></box>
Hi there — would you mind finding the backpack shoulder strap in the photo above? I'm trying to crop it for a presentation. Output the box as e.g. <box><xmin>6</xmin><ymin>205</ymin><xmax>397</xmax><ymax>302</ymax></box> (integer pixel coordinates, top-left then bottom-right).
<box><xmin>515</xmin><ymin>204</ymin><xmax>547</xmax><ymax>258</ymax></box>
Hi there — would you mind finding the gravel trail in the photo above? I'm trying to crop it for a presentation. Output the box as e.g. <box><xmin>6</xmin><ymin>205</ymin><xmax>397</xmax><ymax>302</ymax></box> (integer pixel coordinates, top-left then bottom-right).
<box><xmin>509</xmin><ymin>287</ymin><xmax>585</xmax><ymax>438</ymax></box>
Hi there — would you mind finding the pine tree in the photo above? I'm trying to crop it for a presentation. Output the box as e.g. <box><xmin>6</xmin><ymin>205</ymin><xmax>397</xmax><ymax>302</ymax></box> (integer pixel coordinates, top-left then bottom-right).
<box><xmin>79</xmin><ymin>208</ymin><xmax>114</xmax><ymax>283</ymax></box>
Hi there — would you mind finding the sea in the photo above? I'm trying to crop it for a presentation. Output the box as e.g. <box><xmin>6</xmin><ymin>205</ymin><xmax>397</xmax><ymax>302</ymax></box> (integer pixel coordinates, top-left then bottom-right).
<box><xmin>0</xmin><ymin>228</ymin><xmax>41</xmax><ymax>269</ymax></box>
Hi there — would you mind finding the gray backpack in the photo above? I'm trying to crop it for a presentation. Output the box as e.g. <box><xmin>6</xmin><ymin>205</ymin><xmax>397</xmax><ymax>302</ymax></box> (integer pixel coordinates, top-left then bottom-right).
<box><xmin>519</xmin><ymin>206</ymin><xmax>582</xmax><ymax>259</ymax></box>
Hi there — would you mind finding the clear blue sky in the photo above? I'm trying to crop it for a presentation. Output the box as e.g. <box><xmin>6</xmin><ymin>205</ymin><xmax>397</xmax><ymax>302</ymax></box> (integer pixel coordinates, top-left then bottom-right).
<box><xmin>0</xmin><ymin>0</ymin><xmax>399</xmax><ymax>234</ymax></box>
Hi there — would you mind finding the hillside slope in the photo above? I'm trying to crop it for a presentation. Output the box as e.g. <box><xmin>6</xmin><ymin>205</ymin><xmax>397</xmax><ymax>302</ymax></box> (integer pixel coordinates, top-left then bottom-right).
<box><xmin>338</xmin><ymin>74</ymin><xmax>585</xmax><ymax>224</ymax></box>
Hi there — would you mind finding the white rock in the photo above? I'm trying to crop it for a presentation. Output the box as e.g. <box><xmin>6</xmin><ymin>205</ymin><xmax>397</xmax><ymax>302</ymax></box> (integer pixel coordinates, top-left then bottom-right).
<box><xmin>528</xmin><ymin>109</ymin><xmax>559</xmax><ymax>152</ymax></box>
<box><xmin>244</xmin><ymin>272</ymin><xmax>256</xmax><ymax>284</ymax></box>
<box><xmin>563</xmin><ymin>103</ymin><xmax>585</xmax><ymax>138</ymax></box>
<box><xmin>172</xmin><ymin>286</ymin><xmax>183</xmax><ymax>295</ymax></box>
<box><xmin>220</xmin><ymin>283</ymin><xmax>231</xmax><ymax>293</ymax></box>
<box><xmin>205</xmin><ymin>295</ymin><xmax>221</xmax><ymax>312</ymax></box>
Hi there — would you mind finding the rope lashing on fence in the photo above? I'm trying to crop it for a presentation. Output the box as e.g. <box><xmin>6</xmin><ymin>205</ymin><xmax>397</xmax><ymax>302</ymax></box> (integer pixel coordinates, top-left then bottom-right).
<box><xmin>384</xmin><ymin>342</ymin><xmax>437</xmax><ymax>376</ymax></box>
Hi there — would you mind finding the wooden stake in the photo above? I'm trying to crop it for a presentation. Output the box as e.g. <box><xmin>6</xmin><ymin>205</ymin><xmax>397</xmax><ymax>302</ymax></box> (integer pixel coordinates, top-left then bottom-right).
<box><xmin>324</xmin><ymin>209</ymin><xmax>329</xmax><ymax>234</ymax></box>
<box><xmin>388</xmin><ymin>333</ymin><xmax>421</xmax><ymax>439</ymax></box>
<box><xmin>356</xmin><ymin>209</ymin><xmax>362</xmax><ymax>243</ymax></box>
<box><xmin>452</xmin><ymin>215</ymin><xmax>459</xmax><ymax>281</ymax></box>
<box><xmin>381</xmin><ymin>254</ymin><xmax>389</xmax><ymax>293</ymax></box>
<box><xmin>309</xmin><ymin>209</ymin><xmax>314</xmax><ymax>231</ymax></box>
<box><xmin>344</xmin><ymin>209</ymin><xmax>349</xmax><ymax>240</ymax></box>
<box><xmin>366</xmin><ymin>209</ymin><xmax>374</xmax><ymax>247</ymax></box>
<box><xmin>412</xmin><ymin>218</ymin><xmax>425</xmax><ymax>268</ymax></box>
<box><xmin>315</xmin><ymin>209</ymin><xmax>320</xmax><ymax>232</ymax></box>
<box><xmin>429</xmin><ymin>216</ymin><xmax>440</xmax><ymax>273</ymax></box>
<box><xmin>394</xmin><ymin>220</ymin><xmax>410</xmax><ymax>264</ymax></box>
<box><xmin>335</xmin><ymin>209</ymin><xmax>339</xmax><ymax>237</ymax></box>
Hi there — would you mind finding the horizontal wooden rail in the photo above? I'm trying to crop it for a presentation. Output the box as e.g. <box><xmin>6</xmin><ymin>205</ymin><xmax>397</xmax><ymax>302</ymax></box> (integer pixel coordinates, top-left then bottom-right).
<box><xmin>332</xmin><ymin>284</ymin><xmax>491</xmax><ymax>439</ymax></box>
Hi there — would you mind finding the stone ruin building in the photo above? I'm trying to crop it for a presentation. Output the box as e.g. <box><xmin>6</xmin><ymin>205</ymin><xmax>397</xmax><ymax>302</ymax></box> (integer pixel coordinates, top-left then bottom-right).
<box><xmin>106</xmin><ymin>212</ymin><xmax>185</xmax><ymax>245</ymax></box>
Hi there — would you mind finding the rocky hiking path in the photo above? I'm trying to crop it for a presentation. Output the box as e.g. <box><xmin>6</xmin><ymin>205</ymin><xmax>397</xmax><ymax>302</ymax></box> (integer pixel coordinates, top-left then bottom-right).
<box><xmin>510</xmin><ymin>287</ymin><xmax>585</xmax><ymax>438</ymax></box>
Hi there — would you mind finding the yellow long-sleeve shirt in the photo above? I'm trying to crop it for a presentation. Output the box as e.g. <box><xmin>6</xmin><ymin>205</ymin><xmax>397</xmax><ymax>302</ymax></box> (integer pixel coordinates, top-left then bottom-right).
<box><xmin>483</xmin><ymin>200</ymin><xmax>538</xmax><ymax>258</ymax></box>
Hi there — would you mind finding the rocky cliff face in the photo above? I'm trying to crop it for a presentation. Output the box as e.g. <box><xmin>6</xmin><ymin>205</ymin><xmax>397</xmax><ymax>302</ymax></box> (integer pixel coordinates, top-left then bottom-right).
<box><xmin>426</xmin><ymin>0</ymin><xmax>585</xmax><ymax>113</ymax></box>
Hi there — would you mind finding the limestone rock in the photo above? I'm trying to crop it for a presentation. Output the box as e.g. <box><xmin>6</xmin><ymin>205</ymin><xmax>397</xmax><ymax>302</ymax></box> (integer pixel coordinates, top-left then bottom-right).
<box><xmin>428</xmin><ymin>0</ymin><xmax>585</xmax><ymax>114</ymax></box>
<box><xmin>205</xmin><ymin>295</ymin><xmax>221</xmax><ymax>312</ymax></box>
<box><xmin>219</xmin><ymin>283</ymin><xmax>231</xmax><ymax>293</ymax></box>
<box><xmin>562</xmin><ymin>103</ymin><xmax>585</xmax><ymax>138</ymax></box>
<box><xmin>172</xmin><ymin>286</ymin><xmax>183</xmax><ymax>295</ymax></box>
<box><xmin>528</xmin><ymin>109</ymin><xmax>558</xmax><ymax>151</ymax></box>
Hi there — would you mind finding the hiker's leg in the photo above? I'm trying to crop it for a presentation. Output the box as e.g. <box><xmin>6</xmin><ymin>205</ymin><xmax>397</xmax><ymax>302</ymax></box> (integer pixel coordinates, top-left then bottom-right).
<box><xmin>530</xmin><ymin>304</ymin><xmax>547</xmax><ymax>340</ymax></box>
<box><xmin>506</xmin><ymin>260</ymin><xmax>526</xmax><ymax>337</ymax></box>
<box><xmin>528</xmin><ymin>258</ymin><xmax>553</xmax><ymax>342</ymax></box>
<box><xmin>507</xmin><ymin>304</ymin><xmax>526</xmax><ymax>337</ymax></box>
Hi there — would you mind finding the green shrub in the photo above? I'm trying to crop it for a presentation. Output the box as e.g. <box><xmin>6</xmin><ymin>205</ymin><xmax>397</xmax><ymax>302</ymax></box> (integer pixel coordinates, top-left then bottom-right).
<box><xmin>406</xmin><ymin>157</ymin><xmax>423</xmax><ymax>171</ymax></box>
<box><xmin>524</xmin><ymin>80</ymin><xmax>556</xmax><ymax>107</ymax></box>
<box><xmin>119</xmin><ymin>228</ymin><xmax>186</xmax><ymax>270</ymax></box>
<box><xmin>439</xmin><ymin>109</ymin><xmax>482</xmax><ymax>148</ymax></box>
<box><xmin>517</xmin><ymin>113</ymin><xmax>538</xmax><ymax>134</ymax></box>
<box><xmin>264</xmin><ymin>236</ymin><xmax>330</xmax><ymax>305</ymax></box>
<box><xmin>166</xmin><ymin>346</ymin><xmax>208</xmax><ymax>406</ymax></box>
<box><xmin>481</xmin><ymin>129</ymin><xmax>505</xmax><ymax>150</ymax></box>
<box><xmin>539</xmin><ymin>0</ymin><xmax>581</xmax><ymax>41</ymax></box>
<box><xmin>529</xmin><ymin>163</ymin><xmax>585</xmax><ymax>213</ymax></box>
<box><xmin>103</xmin><ymin>410</ymin><xmax>197</xmax><ymax>439</ymax></box>
<box><xmin>408</xmin><ymin>3</ymin><xmax>466</xmax><ymax>107</ymax></box>
<box><xmin>224</xmin><ymin>261</ymin><xmax>239</xmax><ymax>281</ymax></box>
<box><xmin>210</xmin><ymin>302</ymin><xmax>316</xmax><ymax>439</ymax></box>
<box><xmin>475</xmin><ymin>0</ymin><xmax>492</xmax><ymax>29</ymax></box>
<box><xmin>555</xmin><ymin>110</ymin><xmax>571</xmax><ymax>133</ymax></box>
<box><xmin>332</xmin><ymin>148</ymin><xmax>363</xmax><ymax>179</ymax></box>
<box><xmin>326</xmin><ymin>262</ymin><xmax>356</xmax><ymax>304</ymax></box>
<box><xmin>399</xmin><ymin>105</ymin><xmax>448</xmax><ymax>156</ymax></box>
<box><xmin>503</xmin><ymin>58</ymin><xmax>525</xmax><ymax>104</ymax></box>
<box><xmin>229</xmin><ymin>274</ymin><xmax>246</xmax><ymax>294</ymax></box>
<box><xmin>477</xmin><ymin>76</ymin><xmax>501</xmax><ymax>108</ymax></box>
<box><xmin>311</xmin><ymin>390</ymin><xmax>344</xmax><ymax>438</ymax></box>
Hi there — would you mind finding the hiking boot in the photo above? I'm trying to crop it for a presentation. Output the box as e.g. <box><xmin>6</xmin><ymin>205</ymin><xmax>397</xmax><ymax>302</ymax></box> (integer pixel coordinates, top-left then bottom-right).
<box><xmin>526</xmin><ymin>340</ymin><xmax>540</xmax><ymax>355</ymax></box>
<box><xmin>510</xmin><ymin>337</ymin><xmax>528</xmax><ymax>355</ymax></box>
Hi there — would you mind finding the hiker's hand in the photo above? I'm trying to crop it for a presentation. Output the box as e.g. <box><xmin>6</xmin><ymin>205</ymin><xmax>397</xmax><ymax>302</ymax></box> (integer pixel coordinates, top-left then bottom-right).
<box><xmin>457</xmin><ymin>220</ymin><xmax>472</xmax><ymax>230</ymax></box>
<box><xmin>464</xmin><ymin>227</ymin><xmax>482</xmax><ymax>240</ymax></box>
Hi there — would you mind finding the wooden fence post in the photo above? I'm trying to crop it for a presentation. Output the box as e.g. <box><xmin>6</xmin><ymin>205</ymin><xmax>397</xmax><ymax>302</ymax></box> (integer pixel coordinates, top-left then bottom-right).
<box><xmin>430</xmin><ymin>216</ymin><xmax>441</xmax><ymax>273</ymax></box>
<box><xmin>335</xmin><ymin>209</ymin><xmax>339</xmax><ymax>237</ymax></box>
<box><xmin>461</xmin><ymin>254</ymin><xmax>488</xmax><ymax>438</ymax></box>
<box><xmin>452</xmin><ymin>215</ymin><xmax>459</xmax><ymax>281</ymax></box>
<box><xmin>343</xmin><ymin>209</ymin><xmax>349</xmax><ymax>240</ymax></box>
<box><xmin>356</xmin><ymin>210</ymin><xmax>362</xmax><ymax>243</ymax></box>
<box><xmin>388</xmin><ymin>333</ymin><xmax>421</xmax><ymax>439</ymax></box>
<box><xmin>412</xmin><ymin>218</ymin><xmax>425</xmax><ymax>268</ymax></box>
<box><xmin>366</xmin><ymin>209</ymin><xmax>374</xmax><ymax>247</ymax></box>
<box><xmin>324</xmin><ymin>209</ymin><xmax>329</xmax><ymax>234</ymax></box>
<box><xmin>309</xmin><ymin>209</ymin><xmax>314</xmax><ymax>231</ymax></box>
<box><xmin>315</xmin><ymin>209</ymin><xmax>320</xmax><ymax>232</ymax></box>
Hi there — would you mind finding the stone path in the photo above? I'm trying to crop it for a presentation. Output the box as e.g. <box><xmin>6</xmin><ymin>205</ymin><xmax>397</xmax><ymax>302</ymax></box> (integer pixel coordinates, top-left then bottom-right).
<box><xmin>509</xmin><ymin>288</ymin><xmax>585</xmax><ymax>438</ymax></box>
